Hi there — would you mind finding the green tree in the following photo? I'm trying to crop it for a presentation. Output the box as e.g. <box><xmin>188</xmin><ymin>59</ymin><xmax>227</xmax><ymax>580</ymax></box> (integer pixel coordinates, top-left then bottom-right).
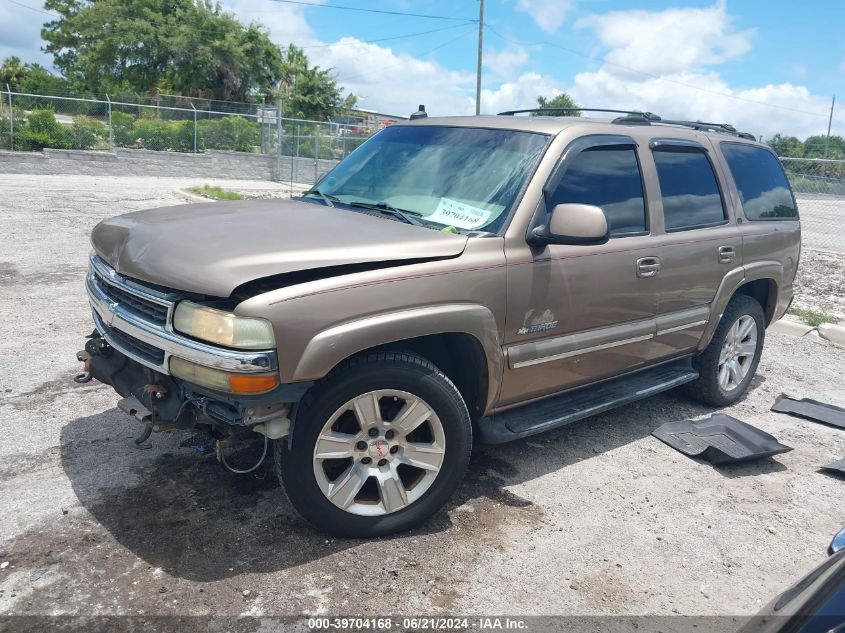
<box><xmin>803</xmin><ymin>134</ymin><xmax>845</xmax><ymax>159</ymax></box>
<box><xmin>42</xmin><ymin>0</ymin><xmax>285</xmax><ymax>101</ymax></box>
<box><xmin>532</xmin><ymin>92</ymin><xmax>581</xmax><ymax>116</ymax></box>
<box><xmin>766</xmin><ymin>134</ymin><xmax>804</xmax><ymax>157</ymax></box>
<box><xmin>0</xmin><ymin>56</ymin><xmax>28</xmax><ymax>91</ymax></box>
<box><xmin>278</xmin><ymin>44</ymin><xmax>356</xmax><ymax>121</ymax></box>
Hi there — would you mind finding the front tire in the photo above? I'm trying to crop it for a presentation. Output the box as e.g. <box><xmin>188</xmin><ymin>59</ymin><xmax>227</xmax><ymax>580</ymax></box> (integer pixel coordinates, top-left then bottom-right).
<box><xmin>684</xmin><ymin>294</ymin><xmax>765</xmax><ymax>407</ymax></box>
<box><xmin>275</xmin><ymin>352</ymin><xmax>472</xmax><ymax>537</ymax></box>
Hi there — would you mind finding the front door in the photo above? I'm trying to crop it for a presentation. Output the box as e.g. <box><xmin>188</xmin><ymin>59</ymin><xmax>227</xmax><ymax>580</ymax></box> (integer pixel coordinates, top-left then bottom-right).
<box><xmin>498</xmin><ymin>136</ymin><xmax>663</xmax><ymax>407</ymax></box>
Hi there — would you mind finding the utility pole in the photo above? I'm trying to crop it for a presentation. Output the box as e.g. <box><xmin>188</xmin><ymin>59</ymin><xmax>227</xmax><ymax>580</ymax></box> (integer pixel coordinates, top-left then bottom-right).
<box><xmin>475</xmin><ymin>0</ymin><xmax>484</xmax><ymax>115</ymax></box>
<box><xmin>823</xmin><ymin>94</ymin><xmax>836</xmax><ymax>160</ymax></box>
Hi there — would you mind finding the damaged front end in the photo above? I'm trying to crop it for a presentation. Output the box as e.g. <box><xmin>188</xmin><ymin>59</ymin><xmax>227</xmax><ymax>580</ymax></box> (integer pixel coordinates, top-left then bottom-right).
<box><xmin>78</xmin><ymin>253</ymin><xmax>310</xmax><ymax>469</ymax></box>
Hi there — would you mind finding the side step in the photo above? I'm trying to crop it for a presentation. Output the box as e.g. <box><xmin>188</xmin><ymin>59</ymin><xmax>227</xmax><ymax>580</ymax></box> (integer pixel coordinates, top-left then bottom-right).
<box><xmin>478</xmin><ymin>359</ymin><xmax>699</xmax><ymax>444</ymax></box>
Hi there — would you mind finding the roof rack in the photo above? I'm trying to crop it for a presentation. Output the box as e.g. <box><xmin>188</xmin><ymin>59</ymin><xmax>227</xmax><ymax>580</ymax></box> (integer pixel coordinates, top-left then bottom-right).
<box><xmin>497</xmin><ymin>107</ymin><xmax>661</xmax><ymax>119</ymax></box>
<box><xmin>497</xmin><ymin>107</ymin><xmax>756</xmax><ymax>140</ymax></box>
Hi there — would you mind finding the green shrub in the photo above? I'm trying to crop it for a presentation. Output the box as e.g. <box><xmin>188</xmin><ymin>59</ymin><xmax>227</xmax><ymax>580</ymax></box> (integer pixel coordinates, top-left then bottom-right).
<box><xmin>0</xmin><ymin>108</ymin><xmax>26</xmax><ymax>150</ymax></box>
<box><xmin>110</xmin><ymin>111</ymin><xmax>137</xmax><ymax>147</ymax></box>
<box><xmin>70</xmin><ymin>115</ymin><xmax>106</xmax><ymax>149</ymax></box>
<box><xmin>20</xmin><ymin>109</ymin><xmax>72</xmax><ymax>150</ymax></box>
<box><xmin>198</xmin><ymin>116</ymin><xmax>259</xmax><ymax>152</ymax></box>
<box><xmin>133</xmin><ymin>118</ymin><xmax>199</xmax><ymax>152</ymax></box>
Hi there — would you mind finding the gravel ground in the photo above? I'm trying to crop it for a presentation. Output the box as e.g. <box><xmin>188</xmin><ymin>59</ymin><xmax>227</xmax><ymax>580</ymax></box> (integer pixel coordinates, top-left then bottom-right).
<box><xmin>1</xmin><ymin>175</ymin><xmax>844</xmax><ymax>622</ymax></box>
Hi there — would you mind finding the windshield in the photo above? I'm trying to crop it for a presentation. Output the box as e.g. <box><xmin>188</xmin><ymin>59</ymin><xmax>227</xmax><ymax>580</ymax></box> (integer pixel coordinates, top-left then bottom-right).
<box><xmin>307</xmin><ymin>125</ymin><xmax>550</xmax><ymax>233</ymax></box>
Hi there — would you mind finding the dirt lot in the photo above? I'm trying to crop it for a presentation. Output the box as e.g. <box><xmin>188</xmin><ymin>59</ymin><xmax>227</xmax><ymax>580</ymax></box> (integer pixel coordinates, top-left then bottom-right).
<box><xmin>1</xmin><ymin>175</ymin><xmax>844</xmax><ymax>623</ymax></box>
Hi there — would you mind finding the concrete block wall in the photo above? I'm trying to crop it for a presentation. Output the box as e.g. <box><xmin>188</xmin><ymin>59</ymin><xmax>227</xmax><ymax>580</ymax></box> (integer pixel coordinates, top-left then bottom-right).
<box><xmin>0</xmin><ymin>148</ymin><xmax>338</xmax><ymax>183</ymax></box>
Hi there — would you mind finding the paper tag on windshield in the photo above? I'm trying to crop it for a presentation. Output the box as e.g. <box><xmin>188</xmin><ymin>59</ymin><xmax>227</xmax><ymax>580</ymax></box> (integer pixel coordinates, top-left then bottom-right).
<box><xmin>427</xmin><ymin>198</ymin><xmax>491</xmax><ymax>230</ymax></box>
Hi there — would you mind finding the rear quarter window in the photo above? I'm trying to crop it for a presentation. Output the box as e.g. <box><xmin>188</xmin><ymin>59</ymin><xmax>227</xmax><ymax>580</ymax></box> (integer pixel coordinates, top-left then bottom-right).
<box><xmin>721</xmin><ymin>143</ymin><xmax>798</xmax><ymax>220</ymax></box>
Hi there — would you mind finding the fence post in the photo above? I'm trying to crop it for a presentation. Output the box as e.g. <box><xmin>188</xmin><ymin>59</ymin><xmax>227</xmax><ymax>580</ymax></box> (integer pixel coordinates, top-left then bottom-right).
<box><xmin>314</xmin><ymin>123</ymin><xmax>320</xmax><ymax>183</ymax></box>
<box><xmin>276</xmin><ymin>98</ymin><xmax>282</xmax><ymax>181</ymax></box>
<box><xmin>6</xmin><ymin>84</ymin><xmax>12</xmax><ymax>151</ymax></box>
<box><xmin>105</xmin><ymin>94</ymin><xmax>113</xmax><ymax>149</ymax></box>
<box><xmin>342</xmin><ymin>124</ymin><xmax>347</xmax><ymax>159</ymax></box>
<box><xmin>190</xmin><ymin>103</ymin><xmax>198</xmax><ymax>153</ymax></box>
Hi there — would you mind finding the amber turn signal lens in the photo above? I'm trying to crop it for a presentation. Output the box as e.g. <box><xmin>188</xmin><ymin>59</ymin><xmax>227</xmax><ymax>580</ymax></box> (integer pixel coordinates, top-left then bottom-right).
<box><xmin>228</xmin><ymin>373</ymin><xmax>279</xmax><ymax>394</ymax></box>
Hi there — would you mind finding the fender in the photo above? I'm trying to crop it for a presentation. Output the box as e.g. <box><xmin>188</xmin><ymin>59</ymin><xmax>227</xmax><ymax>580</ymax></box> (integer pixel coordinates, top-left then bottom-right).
<box><xmin>292</xmin><ymin>303</ymin><xmax>504</xmax><ymax>410</ymax></box>
<box><xmin>698</xmin><ymin>260</ymin><xmax>784</xmax><ymax>351</ymax></box>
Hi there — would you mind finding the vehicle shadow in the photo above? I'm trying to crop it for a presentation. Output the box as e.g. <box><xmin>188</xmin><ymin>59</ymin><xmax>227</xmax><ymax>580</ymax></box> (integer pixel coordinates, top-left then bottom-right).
<box><xmin>54</xmin><ymin>384</ymin><xmax>772</xmax><ymax>582</ymax></box>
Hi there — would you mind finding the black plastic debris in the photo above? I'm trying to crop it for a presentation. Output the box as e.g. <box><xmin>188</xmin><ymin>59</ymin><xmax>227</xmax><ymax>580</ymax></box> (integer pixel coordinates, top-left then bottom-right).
<box><xmin>821</xmin><ymin>458</ymin><xmax>845</xmax><ymax>477</ymax></box>
<box><xmin>652</xmin><ymin>414</ymin><xmax>792</xmax><ymax>465</ymax></box>
<box><xmin>771</xmin><ymin>395</ymin><xmax>845</xmax><ymax>429</ymax></box>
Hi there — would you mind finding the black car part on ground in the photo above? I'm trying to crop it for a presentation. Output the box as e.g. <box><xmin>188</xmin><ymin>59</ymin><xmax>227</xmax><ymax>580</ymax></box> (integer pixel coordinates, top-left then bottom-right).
<box><xmin>652</xmin><ymin>414</ymin><xmax>793</xmax><ymax>465</ymax></box>
<box><xmin>821</xmin><ymin>458</ymin><xmax>845</xmax><ymax>477</ymax></box>
<box><xmin>771</xmin><ymin>395</ymin><xmax>845</xmax><ymax>430</ymax></box>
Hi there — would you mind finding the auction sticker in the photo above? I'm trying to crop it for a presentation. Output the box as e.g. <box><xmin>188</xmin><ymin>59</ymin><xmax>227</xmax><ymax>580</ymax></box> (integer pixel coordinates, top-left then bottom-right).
<box><xmin>427</xmin><ymin>198</ymin><xmax>492</xmax><ymax>229</ymax></box>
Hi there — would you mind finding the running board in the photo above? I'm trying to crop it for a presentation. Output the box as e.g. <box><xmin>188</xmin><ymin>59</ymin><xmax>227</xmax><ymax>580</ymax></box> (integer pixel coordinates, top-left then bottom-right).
<box><xmin>478</xmin><ymin>359</ymin><xmax>699</xmax><ymax>444</ymax></box>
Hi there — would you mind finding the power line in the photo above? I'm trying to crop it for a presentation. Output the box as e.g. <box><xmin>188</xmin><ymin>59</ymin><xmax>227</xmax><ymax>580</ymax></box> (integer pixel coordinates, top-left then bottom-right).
<box><xmin>299</xmin><ymin>22</ymin><xmax>471</xmax><ymax>49</ymax></box>
<box><xmin>334</xmin><ymin>24</ymin><xmax>476</xmax><ymax>84</ymax></box>
<box><xmin>2</xmin><ymin>0</ymin><xmax>57</xmax><ymax>17</ymax></box>
<box><xmin>267</xmin><ymin>0</ymin><xmax>477</xmax><ymax>22</ymax></box>
<box><xmin>486</xmin><ymin>26</ymin><xmax>833</xmax><ymax>120</ymax></box>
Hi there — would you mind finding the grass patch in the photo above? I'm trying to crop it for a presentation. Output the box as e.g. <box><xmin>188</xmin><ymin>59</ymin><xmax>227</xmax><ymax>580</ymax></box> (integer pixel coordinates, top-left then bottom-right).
<box><xmin>789</xmin><ymin>307</ymin><xmax>840</xmax><ymax>328</ymax></box>
<box><xmin>190</xmin><ymin>184</ymin><xmax>244</xmax><ymax>201</ymax></box>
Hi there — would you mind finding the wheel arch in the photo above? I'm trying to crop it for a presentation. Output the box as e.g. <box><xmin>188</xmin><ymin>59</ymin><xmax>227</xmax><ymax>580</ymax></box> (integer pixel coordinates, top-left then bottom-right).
<box><xmin>699</xmin><ymin>262</ymin><xmax>783</xmax><ymax>351</ymax></box>
<box><xmin>291</xmin><ymin>304</ymin><xmax>504</xmax><ymax>418</ymax></box>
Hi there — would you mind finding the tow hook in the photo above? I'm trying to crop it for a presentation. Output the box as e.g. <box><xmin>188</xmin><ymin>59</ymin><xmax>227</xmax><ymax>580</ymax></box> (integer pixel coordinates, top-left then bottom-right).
<box><xmin>74</xmin><ymin>350</ymin><xmax>93</xmax><ymax>383</ymax></box>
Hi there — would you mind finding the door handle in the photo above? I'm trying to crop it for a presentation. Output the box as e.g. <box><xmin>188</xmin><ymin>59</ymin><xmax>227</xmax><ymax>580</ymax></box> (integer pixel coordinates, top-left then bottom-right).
<box><xmin>636</xmin><ymin>256</ymin><xmax>661</xmax><ymax>278</ymax></box>
<box><xmin>718</xmin><ymin>245</ymin><xmax>736</xmax><ymax>264</ymax></box>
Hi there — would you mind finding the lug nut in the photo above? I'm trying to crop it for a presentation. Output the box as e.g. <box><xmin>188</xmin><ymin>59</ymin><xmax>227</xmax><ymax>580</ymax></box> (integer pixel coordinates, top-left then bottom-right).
<box><xmin>361</xmin><ymin>457</ymin><xmax>372</xmax><ymax>465</ymax></box>
<box><xmin>368</xmin><ymin>428</ymin><xmax>379</xmax><ymax>438</ymax></box>
<box><xmin>378</xmin><ymin>458</ymin><xmax>388</xmax><ymax>467</ymax></box>
<box><xmin>356</xmin><ymin>441</ymin><xmax>367</xmax><ymax>450</ymax></box>
<box><xmin>385</xmin><ymin>430</ymin><xmax>395</xmax><ymax>440</ymax></box>
<box><xmin>390</xmin><ymin>446</ymin><xmax>399</xmax><ymax>454</ymax></box>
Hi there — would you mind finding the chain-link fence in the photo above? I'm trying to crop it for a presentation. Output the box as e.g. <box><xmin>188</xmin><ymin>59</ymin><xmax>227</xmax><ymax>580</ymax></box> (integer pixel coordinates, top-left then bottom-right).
<box><xmin>0</xmin><ymin>88</ymin><xmax>372</xmax><ymax>182</ymax></box>
<box><xmin>781</xmin><ymin>157</ymin><xmax>845</xmax><ymax>254</ymax></box>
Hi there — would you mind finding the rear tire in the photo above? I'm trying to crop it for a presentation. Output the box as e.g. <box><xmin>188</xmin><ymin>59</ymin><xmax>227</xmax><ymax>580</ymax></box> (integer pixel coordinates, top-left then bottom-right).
<box><xmin>275</xmin><ymin>351</ymin><xmax>472</xmax><ymax>538</ymax></box>
<box><xmin>684</xmin><ymin>294</ymin><xmax>765</xmax><ymax>407</ymax></box>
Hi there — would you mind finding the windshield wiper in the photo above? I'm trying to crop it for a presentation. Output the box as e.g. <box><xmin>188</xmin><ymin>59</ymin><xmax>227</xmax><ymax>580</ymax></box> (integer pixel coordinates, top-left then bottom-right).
<box><xmin>301</xmin><ymin>189</ymin><xmax>341</xmax><ymax>207</ymax></box>
<box><xmin>346</xmin><ymin>201</ymin><xmax>425</xmax><ymax>227</ymax></box>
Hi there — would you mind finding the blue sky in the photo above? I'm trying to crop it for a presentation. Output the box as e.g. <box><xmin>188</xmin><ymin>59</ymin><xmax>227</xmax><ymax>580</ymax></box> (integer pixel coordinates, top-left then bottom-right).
<box><xmin>2</xmin><ymin>0</ymin><xmax>843</xmax><ymax>138</ymax></box>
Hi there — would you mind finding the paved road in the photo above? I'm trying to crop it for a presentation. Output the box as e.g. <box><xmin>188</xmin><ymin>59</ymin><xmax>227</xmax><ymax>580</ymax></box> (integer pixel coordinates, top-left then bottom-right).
<box><xmin>1</xmin><ymin>175</ymin><xmax>844</xmax><ymax>623</ymax></box>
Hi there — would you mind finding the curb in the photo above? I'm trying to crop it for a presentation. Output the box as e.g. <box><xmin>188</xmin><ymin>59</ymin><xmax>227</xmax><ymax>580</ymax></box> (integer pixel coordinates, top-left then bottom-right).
<box><xmin>818</xmin><ymin>323</ymin><xmax>845</xmax><ymax>348</ymax></box>
<box><xmin>175</xmin><ymin>188</ymin><xmax>214</xmax><ymax>204</ymax></box>
<box><xmin>769</xmin><ymin>320</ymin><xmax>815</xmax><ymax>337</ymax></box>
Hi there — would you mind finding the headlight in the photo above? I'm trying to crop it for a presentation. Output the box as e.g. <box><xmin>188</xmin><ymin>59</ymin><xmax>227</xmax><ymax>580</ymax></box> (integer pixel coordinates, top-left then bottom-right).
<box><xmin>170</xmin><ymin>357</ymin><xmax>278</xmax><ymax>394</ymax></box>
<box><xmin>173</xmin><ymin>301</ymin><xmax>275</xmax><ymax>349</ymax></box>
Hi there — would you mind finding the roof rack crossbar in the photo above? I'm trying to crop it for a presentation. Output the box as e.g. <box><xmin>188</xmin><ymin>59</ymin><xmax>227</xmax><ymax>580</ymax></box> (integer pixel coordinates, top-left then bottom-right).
<box><xmin>497</xmin><ymin>107</ymin><xmax>661</xmax><ymax>119</ymax></box>
<box><xmin>647</xmin><ymin>118</ymin><xmax>756</xmax><ymax>140</ymax></box>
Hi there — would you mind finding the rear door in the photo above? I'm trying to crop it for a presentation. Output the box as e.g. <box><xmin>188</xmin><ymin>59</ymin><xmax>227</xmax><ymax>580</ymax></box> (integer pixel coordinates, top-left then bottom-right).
<box><xmin>645</xmin><ymin>138</ymin><xmax>742</xmax><ymax>355</ymax></box>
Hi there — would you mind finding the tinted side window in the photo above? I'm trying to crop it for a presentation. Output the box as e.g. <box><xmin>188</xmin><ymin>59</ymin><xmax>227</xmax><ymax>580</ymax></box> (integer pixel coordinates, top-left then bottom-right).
<box><xmin>549</xmin><ymin>146</ymin><xmax>646</xmax><ymax>236</ymax></box>
<box><xmin>653</xmin><ymin>149</ymin><xmax>726</xmax><ymax>231</ymax></box>
<box><xmin>721</xmin><ymin>143</ymin><xmax>797</xmax><ymax>219</ymax></box>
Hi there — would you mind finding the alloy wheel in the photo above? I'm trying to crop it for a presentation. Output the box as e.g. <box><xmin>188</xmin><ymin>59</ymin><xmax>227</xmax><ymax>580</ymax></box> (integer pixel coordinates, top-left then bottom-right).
<box><xmin>312</xmin><ymin>390</ymin><xmax>446</xmax><ymax>516</ymax></box>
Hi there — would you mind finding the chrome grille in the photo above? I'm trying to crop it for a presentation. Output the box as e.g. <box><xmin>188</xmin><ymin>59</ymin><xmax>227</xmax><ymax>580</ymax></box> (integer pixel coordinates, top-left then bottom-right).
<box><xmin>92</xmin><ymin>275</ymin><xmax>169</xmax><ymax>325</ymax></box>
<box><xmin>89</xmin><ymin>256</ymin><xmax>174</xmax><ymax>327</ymax></box>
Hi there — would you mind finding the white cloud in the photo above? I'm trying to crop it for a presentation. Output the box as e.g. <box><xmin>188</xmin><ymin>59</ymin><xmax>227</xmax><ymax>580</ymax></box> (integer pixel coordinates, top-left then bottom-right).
<box><xmin>515</xmin><ymin>0</ymin><xmax>575</xmax><ymax>34</ymax></box>
<box><xmin>576</xmin><ymin>0</ymin><xmax>754</xmax><ymax>76</ymax></box>
<box><xmin>480</xmin><ymin>72</ymin><xmax>563</xmax><ymax>115</ymax></box>
<box><xmin>0</xmin><ymin>3</ymin><xmax>54</xmax><ymax>68</ymax></box>
<box><xmin>568</xmin><ymin>1</ymin><xmax>842</xmax><ymax>139</ymax></box>
<box><xmin>310</xmin><ymin>38</ymin><xmax>475</xmax><ymax>116</ymax></box>
<box><xmin>225</xmin><ymin>0</ymin><xmax>322</xmax><ymax>47</ymax></box>
<box><xmin>484</xmin><ymin>45</ymin><xmax>530</xmax><ymax>79</ymax></box>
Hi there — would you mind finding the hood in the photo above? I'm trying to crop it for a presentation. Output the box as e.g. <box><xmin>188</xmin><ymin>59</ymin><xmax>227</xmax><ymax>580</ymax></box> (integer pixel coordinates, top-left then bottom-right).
<box><xmin>91</xmin><ymin>198</ymin><xmax>468</xmax><ymax>297</ymax></box>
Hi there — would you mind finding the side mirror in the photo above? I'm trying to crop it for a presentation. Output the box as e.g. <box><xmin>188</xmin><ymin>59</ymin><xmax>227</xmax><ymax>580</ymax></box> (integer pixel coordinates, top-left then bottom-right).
<box><xmin>528</xmin><ymin>203</ymin><xmax>610</xmax><ymax>246</ymax></box>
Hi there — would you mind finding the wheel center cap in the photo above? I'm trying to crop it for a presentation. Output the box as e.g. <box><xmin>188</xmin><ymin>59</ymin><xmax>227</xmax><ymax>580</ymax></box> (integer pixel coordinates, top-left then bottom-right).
<box><xmin>368</xmin><ymin>439</ymin><xmax>390</xmax><ymax>460</ymax></box>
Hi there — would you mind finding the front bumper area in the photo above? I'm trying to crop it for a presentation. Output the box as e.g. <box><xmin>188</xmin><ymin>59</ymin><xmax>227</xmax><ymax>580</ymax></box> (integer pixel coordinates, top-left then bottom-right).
<box><xmin>81</xmin><ymin>334</ymin><xmax>310</xmax><ymax>430</ymax></box>
<box><xmin>86</xmin><ymin>254</ymin><xmax>277</xmax><ymax>376</ymax></box>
